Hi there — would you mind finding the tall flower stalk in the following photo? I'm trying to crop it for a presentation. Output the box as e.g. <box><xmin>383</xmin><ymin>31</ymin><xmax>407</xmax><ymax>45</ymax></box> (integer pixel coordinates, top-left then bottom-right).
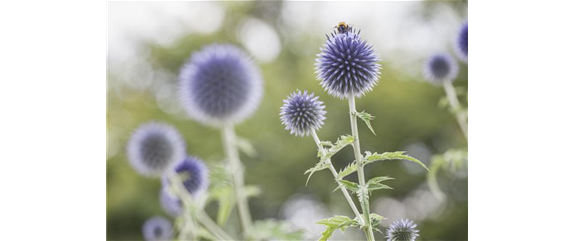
<box><xmin>348</xmin><ymin>95</ymin><xmax>375</xmax><ymax>241</ymax></box>
<box><xmin>222</xmin><ymin>124</ymin><xmax>253</xmax><ymax>233</ymax></box>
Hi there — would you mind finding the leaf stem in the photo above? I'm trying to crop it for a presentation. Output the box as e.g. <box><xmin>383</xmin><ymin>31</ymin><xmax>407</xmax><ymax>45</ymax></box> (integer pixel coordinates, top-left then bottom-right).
<box><xmin>222</xmin><ymin>124</ymin><xmax>253</xmax><ymax>236</ymax></box>
<box><xmin>348</xmin><ymin>95</ymin><xmax>376</xmax><ymax>241</ymax></box>
<box><xmin>310</xmin><ymin>130</ymin><xmax>365</xmax><ymax>225</ymax></box>
<box><xmin>443</xmin><ymin>81</ymin><xmax>468</xmax><ymax>139</ymax></box>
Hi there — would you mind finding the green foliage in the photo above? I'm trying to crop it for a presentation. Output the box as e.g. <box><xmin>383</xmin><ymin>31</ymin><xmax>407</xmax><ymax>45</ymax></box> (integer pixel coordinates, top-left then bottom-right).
<box><xmin>250</xmin><ymin>219</ymin><xmax>305</xmax><ymax>240</ymax></box>
<box><xmin>305</xmin><ymin>135</ymin><xmax>354</xmax><ymax>185</ymax></box>
<box><xmin>355</xmin><ymin>111</ymin><xmax>377</xmax><ymax>135</ymax></box>
<box><xmin>236</xmin><ymin>137</ymin><xmax>257</xmax><ymax>158</ymax></box>
<box><xmin>366</xmin><ymin>176</ymin><xmax>394</xmax><ymax>192</ymax></box>
<box><xmin>333</xmin><ymin>180</ymin><xmax>359</xmax><ymax>193</ymax></box>
<box><xmin>317</xmin><ymin>216</ymin><xmax>360</xmax><ymax>241</ymax></box>
<box><xmin>369</xmin><ymin>213</ymin><xmax>385</xmax><ymax>233</ymax></box>
<box><xmin>337</xmin><ymin>162</ymin><xmax>358</xmax><ymax>179</ymax></box>
<box><xmin>207</xmin><ymin>164</ymin><xmax>235</xmax><ymax>226</ymax></box>
<box><xmin>364</xmin><ymin>151</ymin><xmax>429</xmax><ymax>171</ymax></box>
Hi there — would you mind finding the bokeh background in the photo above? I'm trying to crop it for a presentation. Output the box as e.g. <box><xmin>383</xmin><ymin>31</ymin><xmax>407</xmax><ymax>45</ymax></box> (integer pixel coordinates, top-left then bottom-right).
<box><xmin>107</xmin><ymin>1</ymin><xmax>468</xmax><ymax>240</ymax></box>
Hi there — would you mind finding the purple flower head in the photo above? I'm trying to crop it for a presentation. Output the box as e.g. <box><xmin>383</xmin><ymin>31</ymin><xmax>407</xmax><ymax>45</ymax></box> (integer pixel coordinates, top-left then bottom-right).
<box><xmin>456</xmin><ymin>21</ymin><xmax>468</xmax><ymax>62</ymax></box>
<box><xmin>386</xmin><ymin>219</ymin><xmax>420</xmax><ymax>241</ymax></box>
<box><xmin>159</xmin><ymin>188</ymin><xmax>183</xmax><ymax>217</ymax></box>
<box><xmin>142</xmin><ymin>216</ymin><xmax>173</xmax><ymax>241</ymax></box>
<box><xmin>316</xmin><ymin>28</ymin><xmax>381</xmax><ymax>99</ymax></box>
<box><xmin>423</xmin><ymin>54</ymin><xmax>459</xmax><ymax>85</ymax></box>
<box><xmin>280</xmin><ymin>90</ymin><xmax>326</xmax><ymax>137</ymax></box>
<box><xmin>179</xmin><ymin>44</ymin><xmax>263</xmax><ymax>126</ymax></box>
<box><xmin>127</xmin><ymin>122</ymin><xmax>186</xmax><ymax>177</ymax></box>
<box><xmin>166</xmin><ymin>156</ymin><xmax>209</xmax><ymax>197</ymax></box>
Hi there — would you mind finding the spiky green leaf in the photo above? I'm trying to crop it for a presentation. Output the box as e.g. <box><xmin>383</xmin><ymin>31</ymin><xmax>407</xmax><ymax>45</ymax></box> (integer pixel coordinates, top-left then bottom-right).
<box><xmin>355</xmin><ymin>111</ymin><xmax>377</xmax><ymax>135</ymax></box>
<box><xmin>338</xmin><ymin>162</ymin><xmax>358</xmax><ymax>179</ymax></box>
<box><xmin>317</xmin><ymin>216</ymin><xmax>359</xmax><ymax>241</ymax></box>
<box><xmin>333</xmin><ymin>180</ymin><xmax>359</xmax><ymax>193</ymax></box>
<box><xmin>364</xmin><ymin>151</ymin><xmax>429</xmax><ymax>171</ymax></box>
<box><xmin>306</xmin><ymin>135</ymin><xmax>354</xmax><ymax>185</ymax></box>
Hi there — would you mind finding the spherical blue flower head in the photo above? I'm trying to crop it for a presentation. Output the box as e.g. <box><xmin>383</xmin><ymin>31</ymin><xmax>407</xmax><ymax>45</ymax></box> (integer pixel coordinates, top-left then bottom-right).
<box><xmin>127</xmin><ymin>122</ymin><xmax>186</xmax><ymax>177</ymax></box>
<box><xmin>142</xmin><ymin>216</ymin><xmax>173</xmax><ymax>241</ymax></box>
<box><xmin>179</xmin><ymin>44</ymin><xmax>263</xmax><ymax>126</ymax></box>
<box><xmin>159</xmin><ymin>188</ymin><xmax>183</xmax><ymax>217</ymax></box>
<box><xmin>280</xmin><ymin>90</ymin><xmax>326</xmax><ymax>137</ymax></box>
<box><xmin>386</xmin><ymin>219</ymin><xmax>420</xmax><ymax>241</ymax></box>
<box><xmin>456</xmin><ymin>21</ymin><xmax>468</xmax><ymax>62</ymax></box>
<box><xmin>171</xmin><ymin>156</ymin><xmax>209</xmax><ymax>196</ymax></box>
<box><xmin>316</xmin><ymin>29</ymin><xmax>381</xmax><ymax>99</ymax></box>
<box><xmin>424</xmin><ymin>54</ymin><xmax>459</xmax><ymax>85</ymax></box>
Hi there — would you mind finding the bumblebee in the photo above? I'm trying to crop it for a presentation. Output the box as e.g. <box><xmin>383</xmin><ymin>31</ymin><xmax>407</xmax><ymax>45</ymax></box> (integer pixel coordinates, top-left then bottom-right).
<box><xmin>334</xmin><ymin>22</ymin><xmax>352</xmax><ymax>34</ymax></box>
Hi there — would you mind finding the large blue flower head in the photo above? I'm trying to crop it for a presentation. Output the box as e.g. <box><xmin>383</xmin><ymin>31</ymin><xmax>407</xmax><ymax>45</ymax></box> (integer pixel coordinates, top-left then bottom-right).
<box><xmin>179</xmin><ymin>44</ymin><xmax>263</xmax><ymax>126</ymax></box>
<box><xmin>386</xmin><ymin>219</ymin><xmax>420</xmax><ymax>241</ymax></box>
<box><xmin>280</xmin><ymin>90</ymin><xmax>326</xmax><ymax>137</ymax></box>
<box><xmin>456</xmin><ymin>21</ymin><xmax>468</xmax><ymax>62</ymax></box>
<box><xmin>159</xmin><ymin>188</ymin><xmax>183</xmax><ymax>217</ymax></box>
<box><xmin>167</xmin><ymin>156</ymin><xmax>209</xmax><ymax>197</ymax></box>
<box><xmin>142</xmin><ymin>216</ymin><xmax>173</xmax><ymax>241</ymax></box>
<box><xmin>423</xmin><ymin>54</ymin><xmax>459</xmax><ymax>85</ymax></box>
<box><xmin>127</xmin><ymin>122</ymin><xmax>186</xmax><ymax>177</ymax></box>
<box><xmin>315</xmin><ymin>27</ymin><xmax>381</xmax><ymax>99</ymax></box>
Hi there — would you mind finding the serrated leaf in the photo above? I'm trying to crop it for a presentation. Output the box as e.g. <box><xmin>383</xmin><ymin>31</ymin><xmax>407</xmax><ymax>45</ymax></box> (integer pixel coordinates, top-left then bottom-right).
<box><xmin>338</xmin><ymin>162</ymin><xmax>357</xmax><ymax>179</ymax></box>
<box><xmin>304</xmin><ymin>161</ymin><xmax>331</xmax><ymax>185</ymax></box>
<box><xmin>333</xmin><ymin>179</ymin><xmax>359</xmax><ymax>193</ymax></box>
<box><xmin>306</xmin><ymin>135</ymin><xmax>354</xmax><ymax>185</ymax></box>
<box><xmin>366</xmin><ymin>176</ymin><xmax>394</xmax><ymax>185</ymax></box>
<box><xmin>370</xmin><ymin>213</ymin><xmax>385</xmax><ymax>228</ymax></box>
<box><xmin>355</xmin><ymin>111</ymin><xmax>377</xmax><ymax>135</ymax></box>
<box><xmin>367</xmin><ymin>183</ymin><xmax>393</xmax><ymax>192</ymax></box>
<box><xmin>236</xmin><ymin>137</ymin><xmax>257</xmax><ymax>157</ymax></box>
<box><xmin>364</xmin><ymin>151</ymin><xmax>429</xmax><ymax>171</ymax></box>
<box><xmin>317</xmin><ymin>216</ymin><xmax>359</xmax><ymax>241</ymax></box>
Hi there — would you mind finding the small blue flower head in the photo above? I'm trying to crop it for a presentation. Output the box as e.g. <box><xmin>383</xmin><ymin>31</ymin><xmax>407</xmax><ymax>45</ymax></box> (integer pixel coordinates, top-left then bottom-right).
<box><xmin>456</xmin><ymin>21</ymin><xmax>468</xmax><ymax>62</ymax></box>
<box><xmin>386</xmin><ymin>219</ymin><xmax>420</xmax><ymax>241</ymax></box>
<box><xmin>159</xmin><ymin>188</ymin><xmax>183</xmax><ymax>217</ymax></box>
<box><xmin>316</xmin><ymin>27</ymin><xmax>381</xmax><ymax>99</ymax></box>
<box><xmin>142</xmin><ymin>216</ymin><xmax>173</xmax><ymax>241</ymax></box>
<box><xmin>127</xmin><ymin>122</ymin><xmax>186</xmax><ymax>177</ymax></box>
<box><xmin>167</xmin><ymin>156</ymin><xmax>209</xmax><ymax>197</ymax></box>
<box><xmin>179</xmin><ymin>44</ymin><xmax>263</xmax><ymax>126</ymax></box>
<box><xmin>423</xmin><ymin>54</ymin><xmax>459</xmax><ymax>85</ymax></box>
<box><xmin>280</xmin><ymin>90</ymin><xmax>326</xmax><ymax>137</ymax></box>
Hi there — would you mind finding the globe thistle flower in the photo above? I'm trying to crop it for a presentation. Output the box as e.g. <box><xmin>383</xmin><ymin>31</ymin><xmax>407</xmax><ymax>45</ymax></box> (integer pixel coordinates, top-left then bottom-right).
<box><xmin>315</xmin><ymin>28</ymin><xmax>381</xmax><ymax>99</ymax></box>
<box><xmin>159</xmin><ymin>188</ymin><xmax>183</xmax><ymax>217</ymax></box>
<box><xmin>280</xmin><ymin>90</ymin><xmax>326</xmax><ymax>137</ymax></box>
<box><xmin>166</xmin><ymin>156</ymin><xmax>209</xmax><ymax>197</ymax></box>
<box><xmin>179</xmin><ymin>44</ymin><xmax>263</xmax><ymax>126</ymax></box>
<box><xmin>127</xmin><ymin>122</ymin><xmax>186</xmax><ymax>177</ymax></box>
<box><xmin>456</xmin><ymin>21</ymin><xmax>468</xmax><ymax>62</ymax></box>
<box><xmin>142</xmin><ymin>216</ymin><xmax>173</xmax><ymax>241</ymax></box>
<box><xmin>423</xmin><ymin>54</ymin><xmax>459</xmax><ymax>85</ymax></box>
<box><xmin>386</xmin><ymin>219</ymin><xmax>420</xmax><ymax>241</ymax></box>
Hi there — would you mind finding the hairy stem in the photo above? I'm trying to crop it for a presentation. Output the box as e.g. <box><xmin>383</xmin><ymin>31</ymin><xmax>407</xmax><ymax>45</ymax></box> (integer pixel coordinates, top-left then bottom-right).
<box><xmin>348</xmin><ymin>95</ymin><xmax>375</xmax><ymax>241</ymax></box>
<box><xmin>443</xmin><ymin>81</ymin><xmax>468</xmax><ymax>139</ymax></box>
<box><xmin>222</xmin><ymin>124</ymin><xmax>253</xmax><ymax>236</ymax></box>
<box><xmin>311</xmin><ymin>130</ymin><xmax>365</xmax><ymax>225</ymax></box>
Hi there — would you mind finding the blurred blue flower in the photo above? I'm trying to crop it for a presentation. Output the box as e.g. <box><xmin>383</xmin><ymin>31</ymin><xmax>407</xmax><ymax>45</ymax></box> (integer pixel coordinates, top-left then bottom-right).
<box><xmin>179</xmin><ymin>44</ymin><xmax>263</xmax><ymax>126</ymax></box>
<box><xmin>280</xmin><ymin>90</ymin><xmax>326</xmax><ymax>137</ymax></box>
<box><xmin>456</xmin><ymin>21</ymin><xmax>468</xmax><ymax>62</ymax></box>
<box><xmin>386</xmin><ymin>219</ymin><xmax>420</xmax><ymax>241</ymax></box>
<box><xmin>171</xmin><ymin>156</ymin><xmax>209</xmax><ymax>197</ymax></box>
<box><xmin>159</xmin><ymin>188</ymin><xmax>183</xmax><ymax>217</ymax></box>
<box><xmin>142</xmin><ymin>216</ymin><xmax>173</xmax><ymax>241</ymax></box>
<box><xmin>127</xmin><ymin>122</ymin><xmax>186</xmax><ymax>177</ymax></box>
<box><xmin>315</xmin><ymin>29</ymin><xmax>381</xmax><ymax>99</ymax></box>
<box><xmin>423</xmin><ymin>54</ymin><xmax>459</xmax><ymax>84</ymax></box>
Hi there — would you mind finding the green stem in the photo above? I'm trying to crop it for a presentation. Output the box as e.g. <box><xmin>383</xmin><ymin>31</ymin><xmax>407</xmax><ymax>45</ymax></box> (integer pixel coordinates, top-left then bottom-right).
<box><xmin>222</xmin><ymin>124</ymin><xmax>253</xmax><ymax>236</ymax></box>
<box><xmin>310</xmin><ymin>130</ymin><xmax>365</xmax><ymax>225</ymax></box>
<box><xmin>348</xmin><ymin>95</ymin><xmax>375</xmax><ymax>241</ymax></box>
<box><xmin>168</xmin><ymin>175</ymin><xmax>233</xmax><ymax>240</ymax></box>
<box><xmin>443</xmin><ymin>82</ymin><xmax>468</xmax><ymax>140</ymax></box>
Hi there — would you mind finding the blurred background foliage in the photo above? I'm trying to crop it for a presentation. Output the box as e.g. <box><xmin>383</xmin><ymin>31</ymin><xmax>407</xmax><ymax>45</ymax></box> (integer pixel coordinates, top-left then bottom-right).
<box><xmin>107</xmin><ymin>1</ymin><xmax>467</xmax><ymax>240</ymax></box>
